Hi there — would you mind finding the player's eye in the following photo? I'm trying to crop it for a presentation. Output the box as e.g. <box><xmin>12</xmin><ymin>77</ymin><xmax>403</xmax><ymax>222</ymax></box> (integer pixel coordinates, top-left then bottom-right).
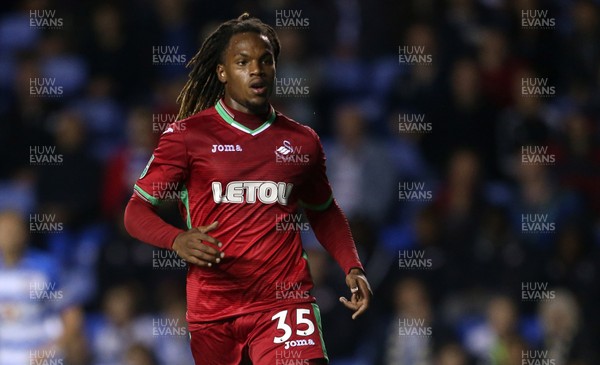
<box><xmin>236</xmin><ymin>59</ymin><xmax>248</xmax><ymax>66</ymax></box>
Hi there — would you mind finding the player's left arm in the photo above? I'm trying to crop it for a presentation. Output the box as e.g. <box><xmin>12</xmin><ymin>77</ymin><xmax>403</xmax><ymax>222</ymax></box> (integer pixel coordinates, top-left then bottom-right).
<box><xmin>304</xmin><ymin>202</ymin><xmax>373</xmax><ymax>320</ymax></box>
<box><xmin>299</xmin><ymin>128</ymin><xmax>372</xmax><ymax>319</ymax></box>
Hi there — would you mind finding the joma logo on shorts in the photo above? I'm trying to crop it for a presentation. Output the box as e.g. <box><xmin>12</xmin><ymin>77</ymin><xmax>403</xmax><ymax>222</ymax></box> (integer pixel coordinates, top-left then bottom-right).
<box><xmin>284</xmin><ymin>338</ymin><xmax>315</xmax><ymax>350</ymax></box>
<box><xmin>212</xmin><ymin>181</ymin><xmax>293</xmax><ymax>205</ymax></box>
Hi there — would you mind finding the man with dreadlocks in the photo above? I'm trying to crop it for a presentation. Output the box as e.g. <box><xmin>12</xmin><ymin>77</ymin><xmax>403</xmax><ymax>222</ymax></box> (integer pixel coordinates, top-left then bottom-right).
<box><xmin>124</xmin><ymin>13</ymin><xmax>371</xmax><ymax>365</ymax></box>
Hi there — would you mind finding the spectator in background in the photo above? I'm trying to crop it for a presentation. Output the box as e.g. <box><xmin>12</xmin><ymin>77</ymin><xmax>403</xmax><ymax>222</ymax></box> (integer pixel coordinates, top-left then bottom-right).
<box><xmin>464</xmin><ymin>295</ymin><xmax>521</xmax><ymax>365</ymax></box>
<box><xmin>124</xmin><ymin>344</ymin><xmax>159</xmax><ymax>365</ymax></box>
<box><xmin>554</xmin><ymin>113</ymin><xmax>600</xmax><ymax>216</ymax></box>
<box><xmin>435</xmin><ymin>342</ymin><xmax>470</xmax><ymax>365</ymax></box>
<box><xmin>433</xmin><ymin>149</ymin><xmax>486</xmax><ymax>290</ymax></box>
<box><xmin>88</xmin><ymin>283</ymin><xmax>154</xmax><ymax>365</ymax></box>
<box><xmin>537</xmin><ymin>289</ymin><xmax>592</xmax><ymax>365</ymax></box>
<box><xmin>423</xmin><ymin>57</ymin><xmax>498</xmax><ymax>178</ymax></box>
<box><xmin>324</xmin><ymin>103</ymin><xmax>395</xmax><ymax>226</ymax></box>
<box><xmin>370</xmin><ymin>277</ymin><xmax>436</xmax><ymax>365</ymax></box>
<box><xmin>102</xmin><ymin>106</ymin><xmax>157</xmax><ymax>220</ymax></box>
<box><xmin>477</xmin><ymin>27</ymin><xmax>523</xmax><ymax>110</ymax></box>
<box><xmin>496</xmin><ymin>67</ymin><xmax>556</xmax><ymax>178</ymax></box>
<box><xmin>0</xmin><ymin>210</ymin><xmax>84</xmax><ymax>365</ymax></box>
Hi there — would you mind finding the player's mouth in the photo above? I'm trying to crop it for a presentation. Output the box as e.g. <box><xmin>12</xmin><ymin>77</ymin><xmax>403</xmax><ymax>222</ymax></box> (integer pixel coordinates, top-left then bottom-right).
<box><xmin>249</xmin><ymin>79</ymin><xmax>268</xmax><ymax>96</ymax></box>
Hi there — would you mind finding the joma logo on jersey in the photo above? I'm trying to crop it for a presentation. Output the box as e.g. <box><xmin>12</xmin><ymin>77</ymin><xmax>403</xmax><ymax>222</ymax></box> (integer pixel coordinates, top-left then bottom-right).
<box><xmin>212</xmin><ymin>144</ymin><xmax>243</xmax><ymax>153</ymax></box>
<box><xmin>212</xmin><ymin>181</ymin><xmax>293</xmax><ymax>205</ymax></box>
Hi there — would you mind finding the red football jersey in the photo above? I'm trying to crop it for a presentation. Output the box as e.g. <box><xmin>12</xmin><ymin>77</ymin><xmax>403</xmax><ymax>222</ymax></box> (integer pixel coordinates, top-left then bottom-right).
<box><xmin>133</xmin><ymin>100</ymin><xmax>335</xmax><ymax>326</ymax></box>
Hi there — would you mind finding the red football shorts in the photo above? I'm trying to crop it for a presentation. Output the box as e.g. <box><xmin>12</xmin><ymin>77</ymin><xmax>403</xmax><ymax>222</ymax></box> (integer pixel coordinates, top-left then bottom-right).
<box><xmin>189</xmin><ymin>302</ymin><xmax>328</xmax><ymax>365</ymax></box>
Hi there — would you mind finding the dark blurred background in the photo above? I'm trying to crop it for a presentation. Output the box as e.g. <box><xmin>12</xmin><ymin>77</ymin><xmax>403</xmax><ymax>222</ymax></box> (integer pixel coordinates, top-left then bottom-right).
<box><xmin>0</xmin><ymin>0</ymin><xmax>599</xmax><ymax>364</ymax></box>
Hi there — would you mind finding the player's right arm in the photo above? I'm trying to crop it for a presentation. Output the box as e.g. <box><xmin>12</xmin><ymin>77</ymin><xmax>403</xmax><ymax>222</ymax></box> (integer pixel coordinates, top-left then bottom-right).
<box><xmin>123</xmin><ymin>124</ymin><xmax>223</xmax><ymax>267</ymax></box>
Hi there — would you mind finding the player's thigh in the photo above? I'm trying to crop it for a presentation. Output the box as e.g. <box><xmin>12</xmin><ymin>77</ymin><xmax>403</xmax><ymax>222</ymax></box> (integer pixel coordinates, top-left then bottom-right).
<box><xmin>248</xmin><ymin>302</ymin><xmax>329</xmax><ymax>364</ymax></box>
<box><xmin>189</xmin><ymin>321</ymin><xmax>248</xmax><ymax>365</ymax></box>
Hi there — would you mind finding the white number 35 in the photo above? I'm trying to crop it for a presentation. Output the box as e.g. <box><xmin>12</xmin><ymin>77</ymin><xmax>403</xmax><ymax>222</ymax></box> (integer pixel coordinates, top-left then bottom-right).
<box><xmin>271</xmin><ymin>308</ymin><xmax>315</xmax><ymax>343</ymax></box>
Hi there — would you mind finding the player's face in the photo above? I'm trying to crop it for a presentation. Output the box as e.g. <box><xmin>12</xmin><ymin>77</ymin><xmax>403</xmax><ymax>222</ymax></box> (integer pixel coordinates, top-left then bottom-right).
<box><xmin>217</xmin><ymin>32</ymin><xmax>275</xmax><ymax>114</ymax></box>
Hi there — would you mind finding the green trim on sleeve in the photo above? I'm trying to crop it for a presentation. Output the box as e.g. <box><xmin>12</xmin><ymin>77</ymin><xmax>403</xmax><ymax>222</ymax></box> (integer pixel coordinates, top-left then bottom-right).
<box><xmin>179</xmin><ymin>185</ymin><xmax>192</xmax><ymax>229</ymax></box>
<box><xmin>134</xmin><ymin>184</ymin><xmax>160</xmax><ymax>206</ymax></box>
<box><xmin>299</xmin><ymin>194</ymin><xmax>333</xmax><ymax>211</ymax></box>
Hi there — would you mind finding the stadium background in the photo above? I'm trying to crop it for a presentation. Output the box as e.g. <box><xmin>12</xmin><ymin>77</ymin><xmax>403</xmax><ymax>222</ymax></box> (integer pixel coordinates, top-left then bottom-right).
<box><xmin>1</xmin><ymin>0</ymin><xmax>599</xmax><ymax>364</ymax></box>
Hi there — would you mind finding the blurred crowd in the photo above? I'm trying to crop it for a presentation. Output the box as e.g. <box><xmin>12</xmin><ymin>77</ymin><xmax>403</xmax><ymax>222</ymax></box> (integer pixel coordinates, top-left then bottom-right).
<box><xmin>0</xmin><ymin>0</ymin><xmax>599</xmax><ymax>364</ymax></box>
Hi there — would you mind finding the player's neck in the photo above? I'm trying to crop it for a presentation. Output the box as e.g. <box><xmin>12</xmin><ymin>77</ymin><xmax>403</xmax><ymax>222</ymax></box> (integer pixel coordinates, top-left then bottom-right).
<box><xmin>219</xmin><ymin>99</ymin><xmax>272</xmax><ymax>129</ymax></box>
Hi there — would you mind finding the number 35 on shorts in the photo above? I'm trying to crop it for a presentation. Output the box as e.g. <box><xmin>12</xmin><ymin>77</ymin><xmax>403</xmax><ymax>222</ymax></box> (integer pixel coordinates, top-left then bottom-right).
<box><xmin>270</xmin><ymin>303</ymin><xmax>325</xmax><ymax>351</ymax></box>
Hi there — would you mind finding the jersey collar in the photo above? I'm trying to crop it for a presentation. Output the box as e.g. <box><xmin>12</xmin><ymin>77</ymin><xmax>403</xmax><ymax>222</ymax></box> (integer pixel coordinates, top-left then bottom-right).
<box><xmin>215</xmin><ymin>99</ymin><xmax>276</xmax><ymax>136</ymax></box>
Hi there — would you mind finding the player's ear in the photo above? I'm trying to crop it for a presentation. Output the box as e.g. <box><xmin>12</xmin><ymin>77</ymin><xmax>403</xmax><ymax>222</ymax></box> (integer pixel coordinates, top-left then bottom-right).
<box><xmin>216</xmin><ymin>64</ymin><xmax>226</xmax><ymax>83</ymax></box>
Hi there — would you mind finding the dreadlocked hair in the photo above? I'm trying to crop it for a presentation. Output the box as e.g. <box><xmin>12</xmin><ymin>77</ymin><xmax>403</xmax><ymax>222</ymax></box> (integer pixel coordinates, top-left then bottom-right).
<box><xmin>176</xmin><ymin>13</ymin><xmax>281</xmax><ymax>120</ymax></box>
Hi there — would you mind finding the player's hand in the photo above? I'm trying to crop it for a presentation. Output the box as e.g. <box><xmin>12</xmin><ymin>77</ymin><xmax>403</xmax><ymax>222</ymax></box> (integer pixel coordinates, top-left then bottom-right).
<box><xmin>172</xmin><ymin>221</ymin><xmax>224</xmax><ymax>268</ymax></box>
<box><xmin>339</xmin><ymin>268</ymin><xmax>372</xmax><ymax>320</ymax></box>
